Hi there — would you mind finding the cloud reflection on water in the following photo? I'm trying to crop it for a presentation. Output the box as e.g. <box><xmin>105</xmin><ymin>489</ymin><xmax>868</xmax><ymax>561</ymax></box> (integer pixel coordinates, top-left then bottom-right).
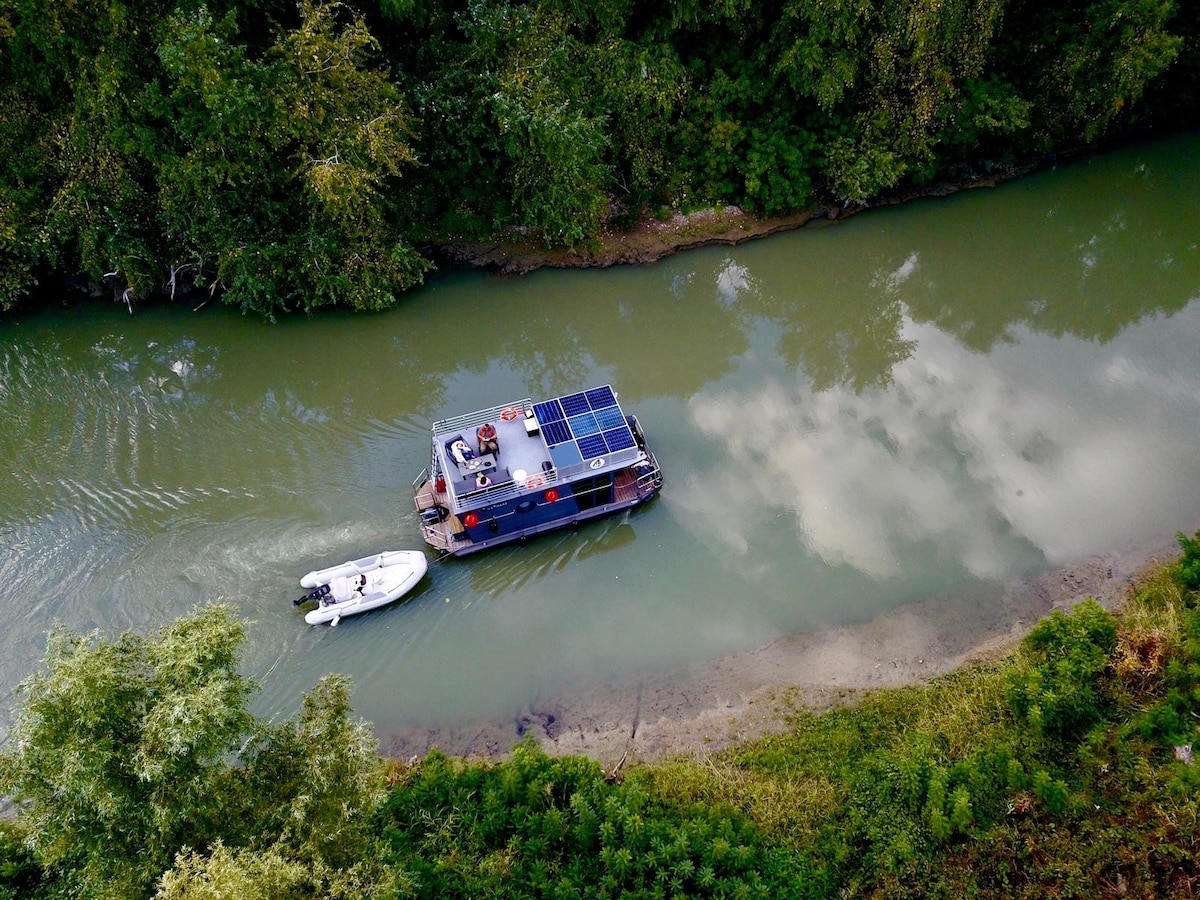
<box><xmin>674</xmin><ymin>305</ymin><xmax>1200</xmax><ymax>581</ymax></box>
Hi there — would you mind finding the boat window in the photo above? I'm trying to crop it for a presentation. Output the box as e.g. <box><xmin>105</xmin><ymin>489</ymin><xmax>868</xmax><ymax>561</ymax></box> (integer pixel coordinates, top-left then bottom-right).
<box><xmin>572</xmin><ymin>474</ymin><xmax>613</xmax><ymax>511</ymax></box>
<box><xmin>515</xmin><ymin>500</ymin><xmax>536</xmax><ymax>514</ymax></box>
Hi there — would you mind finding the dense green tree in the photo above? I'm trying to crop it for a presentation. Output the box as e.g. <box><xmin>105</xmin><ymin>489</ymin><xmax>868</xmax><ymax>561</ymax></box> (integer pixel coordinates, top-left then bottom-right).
<box><xmin>242</xmin><ymin>674</ymin><xmax>388</xmax><ymax>868</ymax></box>
<box><xmin>0</xmin><ymin>0</ymin><xmax>1196</xmax><ymax>311</ymax></box>
<box><xmin>676</xmin><ymin>46</ymin><xmax>820</xmax><ymax>214</ymax></box>
<box><xmin>996</xmin><ymin>0</ymin><xmax>1183</xmax><ymax>147</ymax></box>
<box><xmin>459</xmin><ymin>2</ymin><xmax>611</xmax><ymax>246</ymax></box>
<box><xmin>582</xmin><ymin>35</ymin><xmax>690</xmax><ymax>213</ymax></box>
<box><xmin>0</xmin><ymin>73</ymin><xmax>52</xmax><ymax>309</ymax></box>
<box><xmin>0</xmin><ymin>607</ymin><xmax>255</xmax><ymax>898</ymax></box>
<box><xmin>0</xmin><ymin>0</ymin><xmax>173</xmax><ymax>305</ymax></box>
<box><xmin>157</xmin><ymin>1</ymin><xmax>428</xmax><ymax>315</ymax></box>
<box><xmin>0</xmin><ymin>606</ymin><xmax>400</xmax><ymax>900</ymax></box>
<box><xmin>771</xmin><ymin>0</ymin><xmax>1008</xmax><ymax>201</ymax></box>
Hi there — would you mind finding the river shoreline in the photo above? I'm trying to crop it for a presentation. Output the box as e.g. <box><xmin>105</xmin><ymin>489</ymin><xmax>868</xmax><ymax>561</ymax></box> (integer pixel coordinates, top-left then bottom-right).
<box><xmin>429</xmin><ymin>128</ymin><xmax>1189</xmax><ymax>275</ymax></box>
<box><xmin>378</xmin><ymin>531</ymin><xmax>1192</xmax><ymax>767</ymax></box>
<box><xmin>427</xmin><ymin>165</ymin><xmax>1037</xmax><ymax>276</ymax></box>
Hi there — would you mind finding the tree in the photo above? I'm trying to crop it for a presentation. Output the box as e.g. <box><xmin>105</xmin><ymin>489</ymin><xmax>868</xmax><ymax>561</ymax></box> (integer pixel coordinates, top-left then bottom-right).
<box><xmin>0</xmin><ymin>0</ymin><xmax>175</xmax><ymax>306</ymax></box>
<box><xmin>460</xmin><ymin>2</ymin><xmax>612</xmax><ymax>247</ymax></box>
<box><xmin>0</xmin><ymin>607</ymin><xmax>255</xmax><ymax>898</ymax></box>
<box><xmin>241</xmin><ymin>674</ymin><xmax>388</xmax><ymax>869</ymax></box>
<box><xmin>0</xmin><ymin>606</ymin><xmax>400</xmax><ymax>899</ymax></box>
<box><xmin>997</xmin><ymin>0</ymin><xmax>1183</xmax><ymax>146</ymax></box>
<box><xmin>157</xmin><ymin>1</ymin><xmax>429</xmax><ymax>316</ymax></box>
<box><xmin>772</xmin><ymin>0</ymin><xmax>1009</xmax><ymax>202</ymax></box>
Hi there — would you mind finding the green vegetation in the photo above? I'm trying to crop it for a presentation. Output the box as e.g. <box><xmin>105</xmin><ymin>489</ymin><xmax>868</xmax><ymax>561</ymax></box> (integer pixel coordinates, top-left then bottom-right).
<box><xmin>0</xmin><ymin>607</ymin><xmax>399</xmax><ymax>899</ymax></box>
<box><xmin>2</xmin><ymin>531</ymin><xmax>1200</xmax><ymax>897</ymax></box>
<box><xmin>1</xmin><ymin>0</ymin><xmax>1197</xmax><ymax>315</ymax></box>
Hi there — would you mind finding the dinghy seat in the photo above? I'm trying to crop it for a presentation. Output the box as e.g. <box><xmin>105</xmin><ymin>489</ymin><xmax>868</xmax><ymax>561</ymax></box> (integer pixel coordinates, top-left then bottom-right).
<box><xmin>329</xmin><ymin>575</ymin><xmax>358</xmax><ymax>602</ymax></box>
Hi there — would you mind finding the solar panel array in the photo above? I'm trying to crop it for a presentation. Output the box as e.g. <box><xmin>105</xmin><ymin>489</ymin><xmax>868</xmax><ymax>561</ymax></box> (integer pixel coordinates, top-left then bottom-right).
<box><xmin>533</xmin><ymin>385</ymin><xmax>637</xmax><ymax>470</ymax></box>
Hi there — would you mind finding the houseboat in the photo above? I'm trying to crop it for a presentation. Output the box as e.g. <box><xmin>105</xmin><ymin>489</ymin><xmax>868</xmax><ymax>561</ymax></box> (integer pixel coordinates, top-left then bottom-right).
<box><xmin>412</xmin><ymin>385</ymin><xmax>662</xmax><ymax>556</ymax></box>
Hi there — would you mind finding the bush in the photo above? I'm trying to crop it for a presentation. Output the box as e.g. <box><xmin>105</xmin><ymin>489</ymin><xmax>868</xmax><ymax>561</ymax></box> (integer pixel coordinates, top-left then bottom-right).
<box><xmin>1006</xmin><ymin>600</ymin><xmax>1117</xmax><ymax>749</ymax></box>
<box><xmin>0</xmin><ymin>823</ymin><xmax>50</xmax><ymax>900</ymax></box>
<box><xmin>1177</xmin><ymin>530</ymin><xmax>1200</xmax><ymax>591</ymax></box>
<box><xmin>0</xmin><ymin>607</ymin><xmax>394</xmax><ymax>899</ymax></box>
<box><xmin>377</xmin><ymin>738</ymin><xmax>807</xmax><ymax>898</ymax></box>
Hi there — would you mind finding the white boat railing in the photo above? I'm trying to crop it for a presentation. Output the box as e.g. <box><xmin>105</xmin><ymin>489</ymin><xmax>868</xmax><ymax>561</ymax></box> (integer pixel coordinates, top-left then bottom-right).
<box><xmin>432</xmin><ymin>399</ymin><xmax>533</xmax><ymax>437</ymax></box>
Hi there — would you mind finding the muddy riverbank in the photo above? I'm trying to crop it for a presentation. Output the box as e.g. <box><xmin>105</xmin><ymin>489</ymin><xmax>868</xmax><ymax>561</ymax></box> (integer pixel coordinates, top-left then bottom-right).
<box><xmin>429</xmin><ymin>166</ymin><xmax>1034</xmax><ymax>276</ymax></box>
<box><xmin>379</xmin><ymin>532</ymin><xmax>1190</xmax><ymax>767</ymax></box>
<box><xmin>431</xmin><ymin>130</ymin><xmax>1182</xmax><ymax>277</ymax></box>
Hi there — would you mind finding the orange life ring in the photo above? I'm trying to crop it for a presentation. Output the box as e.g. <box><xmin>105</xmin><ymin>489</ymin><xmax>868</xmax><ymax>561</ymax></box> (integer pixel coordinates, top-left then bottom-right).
<box><xmin>526</xmin><ymin>475</ymin><xmax>544</xmax><ymax>489</ymax></box>
<box><xmin>501</xmin><ymin>407</ymin><xmax>520</xmax><ymax>421</ymax></box>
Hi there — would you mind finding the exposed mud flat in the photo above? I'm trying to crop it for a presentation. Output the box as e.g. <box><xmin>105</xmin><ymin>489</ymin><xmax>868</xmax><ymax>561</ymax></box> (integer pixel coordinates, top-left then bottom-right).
<box><xmin>379</xmin><ymin>531</ymin><xmax>1192</xmax><ymax>767</ymax></box>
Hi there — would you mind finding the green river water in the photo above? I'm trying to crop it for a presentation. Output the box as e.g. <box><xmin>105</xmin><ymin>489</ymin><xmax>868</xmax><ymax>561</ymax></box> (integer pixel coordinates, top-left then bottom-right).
<box><xmin>1</xmin><ymin>132</ymin><xmax>1199</xmax><ymax>739</ymax></box>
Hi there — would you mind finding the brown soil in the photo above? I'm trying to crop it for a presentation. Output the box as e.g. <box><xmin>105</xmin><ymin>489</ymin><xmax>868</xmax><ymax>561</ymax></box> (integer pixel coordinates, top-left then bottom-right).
<box><xmin>378</xmin><ymin>536</ymin><xmax>1189</xmax><ymax>768</ymax></box>
<box><xmin>430</xmin><ymin>206</ymin><xmax>821</xmax><ymax>275</ymax></box>
<box><xmin>429</xmin><ymin>170</ymin><xmax>1029</xmax><ymax>275</ymax></box>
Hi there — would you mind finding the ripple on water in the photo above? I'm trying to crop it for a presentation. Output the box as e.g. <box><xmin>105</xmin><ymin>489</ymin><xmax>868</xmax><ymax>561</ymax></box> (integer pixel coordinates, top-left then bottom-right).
<box><xmin>0</xmin><ymin>513</ymin><xmax>146</xmax><ymax>698</ymax></box>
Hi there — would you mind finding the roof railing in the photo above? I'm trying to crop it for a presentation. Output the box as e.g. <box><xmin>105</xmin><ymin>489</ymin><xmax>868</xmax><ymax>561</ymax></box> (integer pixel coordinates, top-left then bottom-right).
<box><xmin>432</xmin><ymin>399</ymin><xmax>533</xmax><ymax>437</ymax></box>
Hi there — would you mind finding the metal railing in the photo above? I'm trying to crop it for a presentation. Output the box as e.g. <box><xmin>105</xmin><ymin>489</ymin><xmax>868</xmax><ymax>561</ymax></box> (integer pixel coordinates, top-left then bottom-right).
<box><xmin>432</xmin><ymin>399</ymin><xmax>533</xmax><ymax>437</ymax></box>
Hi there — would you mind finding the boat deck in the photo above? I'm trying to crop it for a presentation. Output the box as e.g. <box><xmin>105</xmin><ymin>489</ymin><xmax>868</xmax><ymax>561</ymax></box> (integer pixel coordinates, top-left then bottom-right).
<box><xmin>433</xmin><ymin>404</ymin><xmax>554</xmax><ymax>509</ymax></box>
<box><xmin>414</xmin><ymin>457</ymin><xmax>661</xmax><ymax>556</ymax></box>
<box><xmin>414</xmin><ymin>479</ymin><xmax>466</xmax><ymax>553</ymax></box>
<box><xmin>412</xmin><ymin>386</ymin><xmax>662</xmax><ymax>556</ymax></box>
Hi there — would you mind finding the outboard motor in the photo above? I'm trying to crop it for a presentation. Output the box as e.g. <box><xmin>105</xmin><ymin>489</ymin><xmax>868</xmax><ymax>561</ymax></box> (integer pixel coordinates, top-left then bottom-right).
<box><xmin>294</xmin><ymin>583</ymin><xmax>332</xmax><ymax>606</ymax></box>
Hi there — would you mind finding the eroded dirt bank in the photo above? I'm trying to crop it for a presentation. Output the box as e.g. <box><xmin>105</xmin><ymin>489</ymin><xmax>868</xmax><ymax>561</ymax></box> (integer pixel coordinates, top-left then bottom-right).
<box><xmin>379</xmin><ymin>531</ymin><xmax>1192</xmax><ymax>768</ymax></box>
<box><xmin>428</xmin><ymin>168</ymin><xmax>1033</xmax><ymax>276</ymax></box>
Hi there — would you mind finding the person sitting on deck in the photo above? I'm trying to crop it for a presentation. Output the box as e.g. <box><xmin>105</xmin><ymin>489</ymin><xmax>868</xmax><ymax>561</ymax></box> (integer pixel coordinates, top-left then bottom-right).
<box><xmin>475</xmin><ymin>471</ymin><xmax>492</xmax><ymax>488</ymax></box>
<box><xmin>450</xmin><ymin>439</ymin><xmax>475</xmax><ymax>467</ymax></box>
<box><xmin>477</xmin><ymin>422</ymin><xmax>499</xmax><ymax>456</ymax></box>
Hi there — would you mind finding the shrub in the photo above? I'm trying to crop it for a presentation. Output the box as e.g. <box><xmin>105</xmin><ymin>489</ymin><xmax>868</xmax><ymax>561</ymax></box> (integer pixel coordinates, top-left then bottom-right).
<box><xmin>377</xmin><ymin>738</ymin><xmax>809</xmax><ymax>898</ymax></box>
<box><xmin>0</xmin><ymin>608</ymin><xmax>394</xmax><ymax>899</ymax></box>
<box><xmin>1007</xmin><ymin>600</ymin><xmax>1117</xmax><ymax>749</ymax></box>
<box><xmin>1177</xmin><ymin>530</ymin><xmax>1200</xmax><ymax>591</ymax></box>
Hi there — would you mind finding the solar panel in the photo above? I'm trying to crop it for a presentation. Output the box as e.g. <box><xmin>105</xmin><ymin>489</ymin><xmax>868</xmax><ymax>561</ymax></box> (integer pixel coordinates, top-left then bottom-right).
<box><xmin>542</xmin><ymin>419</ymin><xmax>572</xmax><ymax>446</ymax></box>
<box><xmin>585</xmin><ymin>385</ymin><xmax>616</xmax><ymax>408</ymax></box>
<box><xmin>593</xmin><ymin>406</ymin><xmax>625</xmax><ymax>430</ymax></box>
<box><xmin>533</xmin><ymin>399</ymin><xmax>564</xmax><ymax>423</ymax></box>
<box><xmin>534</xmin><ymin>385</ymin><xmax>636</xmax><ymax>469</ymax></box>
<box><xmin>577</xmin><ymin>433</ymin><xmax>608</xmax><ymax>459</ymax></box>
<box><xmin>559</xmin><ymin>392</ymin><xmax>590</xmax><ymax>417</ymax></box>
<box><xmin>567</xmin><ymin>412</ymin><xmax>599</xmax><ymax>437</ymax></box>
<box><xmin>603</xmin><ymin>427</ymin><xmax>636</xmax><ymax>452</ymax></box>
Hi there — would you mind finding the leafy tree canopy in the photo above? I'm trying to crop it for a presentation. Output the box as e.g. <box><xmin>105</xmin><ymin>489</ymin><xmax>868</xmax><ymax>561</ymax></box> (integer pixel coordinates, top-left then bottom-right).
<box><xmin>0</xmin><ymin>605</ymin><xmax>401</xmax><ymax>900</ymax></box>
<box><xmin>0</xmin><ymin>0</ymin><xmax>1194</xmax><ymax>313</ymax></box>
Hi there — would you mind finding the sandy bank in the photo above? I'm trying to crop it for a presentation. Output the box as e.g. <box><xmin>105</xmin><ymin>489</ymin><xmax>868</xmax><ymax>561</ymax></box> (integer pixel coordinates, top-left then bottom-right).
<box><xmin>379</xmin><ymin>531</ymin><xmax>1192</xmax><ymax>768</ymax></box>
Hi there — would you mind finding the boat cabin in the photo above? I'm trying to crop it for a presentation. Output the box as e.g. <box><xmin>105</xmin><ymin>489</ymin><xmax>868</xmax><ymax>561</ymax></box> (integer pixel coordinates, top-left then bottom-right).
<box><xmin>413</xmin><ymin>385</ymin><xmax>662</xmax><ymax>555</ymax></box>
